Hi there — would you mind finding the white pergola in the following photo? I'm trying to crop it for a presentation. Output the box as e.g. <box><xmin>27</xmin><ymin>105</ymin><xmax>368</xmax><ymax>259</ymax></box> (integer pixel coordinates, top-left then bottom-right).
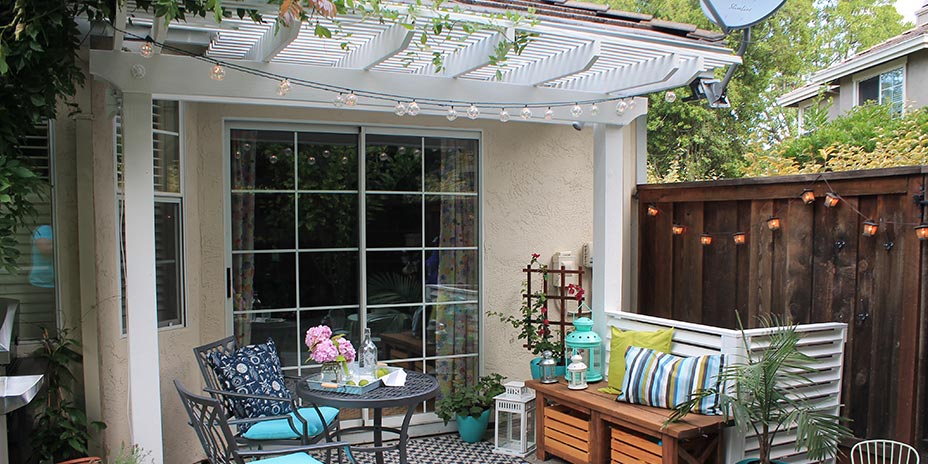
<box><xmin>88</xmin><ymin>1</ymin><xmax>739</xmax><ymax>458</ymax></box>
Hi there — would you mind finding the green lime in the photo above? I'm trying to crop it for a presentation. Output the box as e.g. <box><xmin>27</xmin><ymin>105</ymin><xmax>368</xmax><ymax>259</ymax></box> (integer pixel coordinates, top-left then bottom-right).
<box><xmin>346</xmin><ymin>380</ymin><xmax>356</xmax><ymax>386</ymax></box>
<box><xmin>359</xmin><ymin>379</ymin><xmax>370</xmax><ymax>386</ymax></box>
<box><xmin>376</xmin><ymin>368</ymin><xmax>389</xmax><ymax>378</ymax></box>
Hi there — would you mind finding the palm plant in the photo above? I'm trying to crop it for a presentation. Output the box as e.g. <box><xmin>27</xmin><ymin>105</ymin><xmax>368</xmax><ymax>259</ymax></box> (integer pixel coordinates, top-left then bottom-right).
<box><xmin>667</xmin><ymin>315</ymin><xmax>852</xmax><ymax>464</ymax></box>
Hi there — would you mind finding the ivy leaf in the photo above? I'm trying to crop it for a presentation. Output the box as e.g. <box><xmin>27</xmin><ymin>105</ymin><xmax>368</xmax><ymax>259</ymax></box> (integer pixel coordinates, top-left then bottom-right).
<box><xmin>315</xmin><ymin>23</ymin><xmax>332</xmax><ymax>38</ymax></box>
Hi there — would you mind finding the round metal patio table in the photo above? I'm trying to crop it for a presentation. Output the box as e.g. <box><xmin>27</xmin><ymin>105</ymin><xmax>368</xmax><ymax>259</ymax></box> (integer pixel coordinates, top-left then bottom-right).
<box><xmin>297</xmin><ymin>371</ymin><xmax>439</xmax><ymax>464</ymax></box>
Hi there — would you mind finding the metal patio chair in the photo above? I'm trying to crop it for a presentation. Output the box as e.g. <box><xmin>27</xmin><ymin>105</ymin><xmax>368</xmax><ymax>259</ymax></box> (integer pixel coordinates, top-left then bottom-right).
<box><xmin>193</xmin><ymin>336</ymin><xmax>340</xmax><ymax>447</ymax></box>
<box><xmin>851</xmin><ymin>439</ymin><xmax>919</xmax><ymax>464</ymax></box>
<box><xmin>175</xmin><ymin>380</ymin><xmax>356</xmax><ymax>464</ymax></box>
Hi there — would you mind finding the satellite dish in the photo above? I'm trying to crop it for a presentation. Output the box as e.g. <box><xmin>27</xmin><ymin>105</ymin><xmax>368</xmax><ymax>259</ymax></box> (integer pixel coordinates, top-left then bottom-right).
<box><xmin>699</xmin><ymin>0</ymin><xmax>787</xmax><ymax>31</ymax></box>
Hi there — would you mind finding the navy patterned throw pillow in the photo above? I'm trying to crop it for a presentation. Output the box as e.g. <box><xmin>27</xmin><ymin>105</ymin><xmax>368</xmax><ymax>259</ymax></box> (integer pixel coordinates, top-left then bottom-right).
<box><xmin>208</xmin><ymin>338</ymin><xmax>293</xmax><ymax>433</ymax></box>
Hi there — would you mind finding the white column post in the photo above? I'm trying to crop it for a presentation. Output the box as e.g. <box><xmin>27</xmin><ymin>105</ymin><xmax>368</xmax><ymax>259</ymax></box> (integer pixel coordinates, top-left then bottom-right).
<box><xmin>121</xmin><ymin>92</ymin><xmax>164</xmax><ymax>461</ymax></box>
<box><xmin>591</xmin><ymin>123</ymin><xmax>626</xmax><ymax>339</ymax></box>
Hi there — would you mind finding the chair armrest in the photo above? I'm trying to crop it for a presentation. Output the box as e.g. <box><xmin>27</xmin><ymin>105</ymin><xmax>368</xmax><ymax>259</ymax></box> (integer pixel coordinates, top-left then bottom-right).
<box><xmin>204</xmin><ymin>387</ymin><xmax>299</xmax><ymax>405</ymax></box>
<box><xmin>236</xmin><ymin>441</ymin><xmax>357</xmax><ymax>463</ymax></box>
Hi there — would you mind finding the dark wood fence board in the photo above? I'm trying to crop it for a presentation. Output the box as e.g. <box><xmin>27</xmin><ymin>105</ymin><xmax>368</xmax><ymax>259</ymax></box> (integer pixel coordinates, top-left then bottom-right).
<box><xmin>747</xmin><ymin>200</ymin><xmax>774</xmax><ymax>326</ymax></box>
<box><xmin>672</xmin><ymin>203</ymin><xmax>704</xmax><ymax>324</ymax></box>
<box><xmin>734</xmin><ymin>201</ymin><xmax>752</xmax><ymax>329</ymax></box>
<box><xmin>893</xmin><ymin>181</ymin><xmax>921</xmax><ymax>441</ymax></box>
<box><xmin>782</xmin><ymin>200</ymin><xmax>814</xmax><ymax>324</ymax></box>
<box><xmin>701</xmin><ymin>201</ymin><xmax>739</xmax><ymax>327</ymax></box>
<box><xmin>851</xmin><ymin>195</ymin><xmax>877</xmax><ymax>440</ymax></box>
<box><xmin>639</xmin><ymin>202</ymin><xmax>674</xmax><ymax>318</ymax></box>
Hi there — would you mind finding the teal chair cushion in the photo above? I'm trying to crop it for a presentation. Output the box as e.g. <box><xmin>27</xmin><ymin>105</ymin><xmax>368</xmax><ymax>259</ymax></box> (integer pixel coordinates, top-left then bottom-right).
<box><xmin>256</xmin><ymin>453</ymin><xmax>323</xmax><ymax>464</ymax></box>
<box><xmin>241</xmin><ymin>406</ymin><xmax>339</xmax><ymax>440</ymax></box>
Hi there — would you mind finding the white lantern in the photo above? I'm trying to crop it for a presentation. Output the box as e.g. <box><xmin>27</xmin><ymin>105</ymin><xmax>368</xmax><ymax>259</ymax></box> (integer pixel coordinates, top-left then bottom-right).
<box><xmin>493</xmin><ymin>381</ymin><xmax>536</xmax><ymax>456</ymax></box>
<box><xmin>566</xmin><ymin>353</ymin><xmax>588</xmax><ymax>390</ymax></box>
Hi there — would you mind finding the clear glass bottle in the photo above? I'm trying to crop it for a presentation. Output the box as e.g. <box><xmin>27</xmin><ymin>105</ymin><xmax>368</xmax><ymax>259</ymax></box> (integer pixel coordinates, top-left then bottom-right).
<box><xmin>359</xmin><ymin>327</ymin><xmax>378</xmax><ymax>378</ymax></box>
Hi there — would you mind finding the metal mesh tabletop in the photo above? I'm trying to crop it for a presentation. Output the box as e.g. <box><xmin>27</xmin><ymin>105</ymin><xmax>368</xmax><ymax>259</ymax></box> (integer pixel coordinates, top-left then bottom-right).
<box><xmin>297</xmin><ymin>371</ymin><xmax>439</xmax><ymax>409</ymax></box>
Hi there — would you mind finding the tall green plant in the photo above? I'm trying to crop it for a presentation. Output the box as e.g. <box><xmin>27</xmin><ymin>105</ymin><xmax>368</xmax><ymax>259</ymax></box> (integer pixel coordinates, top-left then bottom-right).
<box><xmin>666</xmin><ymin>316</ymin><xmax>851</xmax><ymax>464</ymax></box>
<box><xmin>31</xmin><ymin>328</ymin><xmax>106</xmax><ymax>463</ymax></box>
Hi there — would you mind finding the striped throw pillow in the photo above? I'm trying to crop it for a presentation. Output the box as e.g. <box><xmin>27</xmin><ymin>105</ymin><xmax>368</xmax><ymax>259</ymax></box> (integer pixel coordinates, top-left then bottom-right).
<box><xmin>618</xmin><ymin>346</ymin><xmax>724</xmax><ymax>415</ymax></box>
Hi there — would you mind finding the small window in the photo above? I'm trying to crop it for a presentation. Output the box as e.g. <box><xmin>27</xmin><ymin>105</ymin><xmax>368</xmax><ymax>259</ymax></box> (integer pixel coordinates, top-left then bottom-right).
<box><xmin>857</xmin><ymin>67</ymin><xmax>904</xmax><ymax>115</ymax></box>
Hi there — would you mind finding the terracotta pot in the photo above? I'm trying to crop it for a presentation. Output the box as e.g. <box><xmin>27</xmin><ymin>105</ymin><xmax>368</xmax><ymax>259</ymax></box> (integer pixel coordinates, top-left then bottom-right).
<box><xmin>57</xmin><ymin>458</ymin><xmax>103</xmax><ymax>464</ymax></box>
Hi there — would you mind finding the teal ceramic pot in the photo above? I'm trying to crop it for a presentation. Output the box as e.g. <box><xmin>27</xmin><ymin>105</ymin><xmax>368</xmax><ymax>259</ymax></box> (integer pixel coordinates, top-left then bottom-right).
<box><xmin>456</xmin><ymin>409</ymin><xmax>491</xmax><ymax>443</ymax></box>
<box><xmin>736</xmin><ymin>459</ymin><xmax>787</xmax><ymax>464</ymax></box>
<box><xmin>529</xmin><ymin>357</ymin><xmax>567</xmax><ymax>379</ymax></box>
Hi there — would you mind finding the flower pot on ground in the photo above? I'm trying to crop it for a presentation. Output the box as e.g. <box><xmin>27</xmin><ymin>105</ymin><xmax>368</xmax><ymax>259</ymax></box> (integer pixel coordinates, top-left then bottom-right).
<box><xmin>667</xmin><ymin>315</ymin><xmax>852</xmax><ymax>464</ymax></box>
<box><xmin>435</xmin><ymin>374</ymin><xmax>505</xmax><ymax>443</ymax></box>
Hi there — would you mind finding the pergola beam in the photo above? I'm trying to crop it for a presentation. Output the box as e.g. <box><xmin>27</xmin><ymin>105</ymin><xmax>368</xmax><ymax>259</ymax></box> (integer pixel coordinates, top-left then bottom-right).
<box><xmin>557</xmin><ymin>53</ymin><xmax>685</xmax><ymax>94</ymax></box>
<box><xmin>500</xmin><ymin>40</ymin><xmax>600</xmax><ymax>86</ymax></box>
<box><xmin>244</xmin><ymin>22</ymin><xmax>301</xmax><ymax>62</ymax></box>
<box><xmin>613</xmin><ymin>56</ymin><xmax>704</xmax><ymax>95</ymax></box>
<box><xmin>337</xmin><ymin>22</ymin><xmax>414</xmax><ymax>70</ymax></box>
<box><xmin>420</xmin><ymin>29</ymin><xmax>512</xmax><ymax>77</ymax></box>
<box><xmin>150</xmin><ymin>17</ymin><xmax>168</xmax><ymax>55</ymax></box>
<box><xmin>112</xmin><ymin>4</ymin><xmax>127</xmax><ymax>51</ymax></box>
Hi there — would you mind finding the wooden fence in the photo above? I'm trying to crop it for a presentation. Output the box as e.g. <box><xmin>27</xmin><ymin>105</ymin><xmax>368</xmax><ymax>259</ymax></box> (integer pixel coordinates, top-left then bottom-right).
<box><xmin>635</xmin><ymin>166</ymin><xmax>928</xmax><ymax>450</ymax></box>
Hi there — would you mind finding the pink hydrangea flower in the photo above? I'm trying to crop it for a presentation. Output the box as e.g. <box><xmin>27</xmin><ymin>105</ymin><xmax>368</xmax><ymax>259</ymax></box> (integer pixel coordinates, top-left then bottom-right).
<box><xmin>310</xmin><ymin>338</ymin><xmax>339</xmax><ymax>363</ymax></box>
<box><xmin>305</xmin><ymin>325</ymin><xmax>333</xmax><ymax>349</ymax></box>
<box><xmin>336</xmin><ymin>337</ymin><xmax>356</xmax><ymax>362</ymax></box>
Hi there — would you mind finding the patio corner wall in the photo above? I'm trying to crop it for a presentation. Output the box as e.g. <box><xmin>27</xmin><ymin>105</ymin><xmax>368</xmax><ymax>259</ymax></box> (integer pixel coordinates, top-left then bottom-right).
<box><xmin>635</xmin><ymin>166</ymin><xmax>928</xmax><ymax>452</ymax></box>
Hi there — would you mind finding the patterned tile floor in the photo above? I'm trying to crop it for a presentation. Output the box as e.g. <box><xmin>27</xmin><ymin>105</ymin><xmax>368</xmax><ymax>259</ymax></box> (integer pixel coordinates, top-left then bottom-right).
<box><xmin>316</xmin><ymin>433</ymin><xmax>568</xmax><ymax>464</ymax></box>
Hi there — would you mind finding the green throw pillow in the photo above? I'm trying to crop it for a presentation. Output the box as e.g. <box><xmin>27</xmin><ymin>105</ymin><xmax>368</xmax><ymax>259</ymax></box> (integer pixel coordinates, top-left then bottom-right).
<box><xmin>599</xmin><ymin>327</ymin><xmax>674</xmax><ymax>394</ymax></box>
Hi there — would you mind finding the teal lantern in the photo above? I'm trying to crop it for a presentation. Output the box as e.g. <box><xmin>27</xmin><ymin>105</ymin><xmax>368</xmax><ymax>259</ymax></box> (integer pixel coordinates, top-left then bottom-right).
<box><xmin>564</xmin><ymin>317</ymin><xmax>602</xmax><ymax>382</ymax></box>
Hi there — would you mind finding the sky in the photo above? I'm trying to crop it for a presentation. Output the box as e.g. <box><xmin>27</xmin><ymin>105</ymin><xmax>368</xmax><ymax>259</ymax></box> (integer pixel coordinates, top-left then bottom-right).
<box><xmin>895</xmin><ymin>0</ymin><xmax>923</xmax><ymax>23</ymax></box>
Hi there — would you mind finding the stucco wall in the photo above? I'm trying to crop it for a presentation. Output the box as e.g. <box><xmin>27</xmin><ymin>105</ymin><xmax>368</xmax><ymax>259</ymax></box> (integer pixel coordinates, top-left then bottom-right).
<box><xmin>85</xmin><ymin>96</ymin><xmax>637</xmax><ymax>459</ymax></box>
<box><xmin>906</xmin><ymin>49</ymin><xmax>928</xmax><ymax>109</ymax></box>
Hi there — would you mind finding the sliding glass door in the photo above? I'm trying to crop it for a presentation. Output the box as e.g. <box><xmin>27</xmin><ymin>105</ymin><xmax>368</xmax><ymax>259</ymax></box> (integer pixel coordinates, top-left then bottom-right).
<box><xmin>228</xmin><ymin>125</ymin><xmax>480</xmax><ymax>417</ymax></box>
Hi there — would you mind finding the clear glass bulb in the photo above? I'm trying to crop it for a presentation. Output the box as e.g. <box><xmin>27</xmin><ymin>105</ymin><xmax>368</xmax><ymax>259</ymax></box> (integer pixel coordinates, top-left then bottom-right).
<box><xmin>590</xmin><ymin>103</ymin><xmax>599</xmax><ymax>116</ymax></box>
<box><xmin>341</xmin><ymin>155</ymin><xmax>349</xmax><ymax>164</ymax></box>
<box><xmin>627</xmin><ymin>98</ymin><xmax>636</xmax><ymax>110</ymax></box>
<box><xmin>379</xmin><ymin>152</ymin><xmax>389</xmax><ymax>161</ymax></box>
<box><xmin>407</xmin><ymin>101</ymin><xmax>420</xmax><ymax>116</ymax></box>
<box><xmin>544</xmin><ymin>107</ymin><xmax>554</xmax><ymax>121</ymax></box>
<box><xmin>520</xmin><ymin>107</ymin><xmax>532</xmax><ymax>120</ymax></box>
<box><xmin>467</xmin><ymin>104</ymin><xmax>479</xmax><ymax>120</ymax></box>
<box><xmin>615</xmin><ymin>99</ymin><xmax>628</xmax><ymax>115</ymax></box>
<box><xmin>665</xmin><ymin>90</ymin><xmax>677</xmax><ymax>103</ymax></box>
<box><xmin>446</xmin><ymin>107</ymin><xmax>458</xmax><ymax>121</ymax></box>
<box><xmin>333</xmin><ymin>94</ymin><xmax>345</xmax><ymax>107</ymax></box>
<box><xmin>394</xmin><ymin>102</ymin><xmax>407</xmax><ymax>116</ymax></box>
<box><xmin>210</xmin><ymin>64</ymin><xmax>225</xmax><ymax>81</ymax></box>
<box><xmin>140</xmin><ymin>42</ymin><xmax>154</xmax><ymax>58</ymax></box>
<box><xmin>345</xmin><ymin>92</ymin><xmax>358</xmax><ymax>106</ymax></box>
<box><xmin>277</xmin><ymin>79</ymin><xmax>291</xmax><ymax>96</ymax></box>
<box><xmin>570</xmin><ymin>104</ymin><xmax>583</xmax><ymax>118</ymax></box>
<box><xmin>308</xmin><ymin>155</ymin><xmax>316</xmax><ymax>165</ymax></box>
<box><xmin>322</xmin><ymin>149</ymin><xmax>331</xmax><ymax>158</ymax></box>
<box><xmin>499</xmin><ymin>109</ymin><xmax>511</xmax><ymax>122</ymax></box>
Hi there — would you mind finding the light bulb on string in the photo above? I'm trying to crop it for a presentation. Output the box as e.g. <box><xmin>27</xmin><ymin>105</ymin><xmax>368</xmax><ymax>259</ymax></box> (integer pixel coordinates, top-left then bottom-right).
<box><xmin>767</xmin><ymin>216</ymin><xmax>781</xmax><ymax>231</ymax></box>
<box><xmin>210</xmin><ymin>64</ymin><xmax>226</xmax><ymax>81</ymax></box>
<box><xmin>570</xmin><ymin>103</ymin><xmax>583</xmax><ymax>118</ymax></box>
<box><xmin>499</xmin><ymin>108</ymin><xmax>511</xmax><ymax>122</ymax></box>
<box><xmin>646</xmin><ymin>204</ymin><xmax>659</xmax><ymax>216</ymax></box>
<box><xmin>916</xmin><ymin>224</ymin><xmax>928</xmax><ymax>240</ymax></box>
<box><xmin>333</xmin><ymin>93</ymin><xmax>345</xmax><ymax>107</ymax></box>
<box><xmin>824</xmin><ymin>192</ymin><xmax>840</xmax><ymax>208</ymax></box>
<box><xmin>664</xmin><ymin>90</ymin><xmax>677</xmax><ymax>103</ymax></box>
<box><xmin>862</xmin><ymin>220</ymin><xmax>879</xmax><ymax>237</ymax></box>
<box><xmin>700</xmin><ymin>234</ymin><xmax>713</xmax><ymax>246</ymax></box>
<box><xmin>733</xmin><ymin>232</ymin><xmax>747</xmax><ymax>245</ymax></box>
<box><xmin>446</xmin><ymin>107</ymin><xmax>458</xmax><ymax>121</ymax></box>
<box><xmin>627</xmin><ymin>98</ymin><xmax>636</xmax><ymax>111</ymax></box>
<box><xmin>801</xmin><ymin>189</ymin><xmax>816</xmax><ymax>205</ymax></box>
<box><xmin>394</xmin><ymin>102</ymin><xmax>408</xmax><ymax>116</ymax></box>
<box><xmin>407</xmin><ymin>101</ymin><xmax>421</xmax><ymax>116</ymax></box>
<box><xmin>615</xmin><ymin>100</ymin><xmax>628</xmax><ymax>115</ymax></box>
<box><xmin>344</xmin><ymin>92</ymin><xmax>358</xmax><ymax>106</ymax></box>
<box><xmin>544</xmin><ymin>107</ymin><xmax>554</xmax><ymax>121</ymax></box>
<box><xmin>520</xmin><ymin>107</ymin><xmax>533</xmax><ymax>120</ymax></box>
<box><xmin>590</xmin><ymin>103</ymin><xmax>599</xmax><ymax>116</ymax></box>
<box><xmin>140</xmin><ymin>41</ymin><xmax>154</xmax><ymax>58</ymax></box>
<box><xmin>276</xmin><ymin>79</ymin><xmax>291</xmax><ymax>96</ymax></box>
<box><xmin>672</xmin><ymin>224</ymin><xmax>686</xmax><ymax>235</ymax></box>
<box><xmin>467</xmin><ymin>104</ymin><xmax>480</xmax><ymax>120</ymax></box>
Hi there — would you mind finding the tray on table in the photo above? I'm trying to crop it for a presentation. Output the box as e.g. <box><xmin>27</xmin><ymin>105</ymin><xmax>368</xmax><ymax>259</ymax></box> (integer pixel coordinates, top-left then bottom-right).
<box><xmin>303</xmin><ymin>366</ymin><xmax>403</xmax><ymax>395</ymax></box>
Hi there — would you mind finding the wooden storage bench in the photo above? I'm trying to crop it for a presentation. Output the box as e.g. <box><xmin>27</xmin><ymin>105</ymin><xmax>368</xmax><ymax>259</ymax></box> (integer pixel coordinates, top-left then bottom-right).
<box><xmin>527</xmin><ymin>379</ymin><xmax>725</xmax><ymax>464</ymax></box>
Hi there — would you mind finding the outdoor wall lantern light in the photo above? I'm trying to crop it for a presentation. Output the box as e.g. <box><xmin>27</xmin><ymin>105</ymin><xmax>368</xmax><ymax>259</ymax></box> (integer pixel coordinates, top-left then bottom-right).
<box><xmin>824</xmin><ymin>192</ymin><xmax>840</xmax><ymax>208</ymax></box>
<box><xmin>732</xmin><ymin>232</ymin><xmax>747</xmax><ymax>245</ymax></box>
<box><xmin>564</xmin><ymin>317</ymin><xmax>602</xmax><ymax>383</ymax></box>
<box><xmin>801</xmin><ymin>189</ymin><xmax>816</xmax><ymax>205</ymax></box>
<box><xmin>493</xmin><ymin>381</ymin><xmax>536</xmax><ymax>457</ymax></box>
<box><xmin>766</xmin><ymin>217</ymin><xmax>781</xmax><ymax>231</ymax></box>
<box><xmin>566</xmin><ymin>354</ymin><xmax>588</xmax><ymax>390</ymax></box>
<box><xmin>538</xmin><ymin>351</ymin><xmax>558</xmax><ymax>384</ymax></box>
<box><xmin>647</xmin><ymin>204</ymin><xmax>660</xmax><ymax>216</ymax></box>
<box><xmin>916</xmin><ymin>224</ymin><xmax>928</xmax><ymax>241</ymax></box>
<box><xmin>700</xmin><ymin>234</ymin><xmax>713</xmax><ymax>246</ymax></box>
<box><xmin>672</xmin><ymin>224</ymin><xmax>686</xmax><ymax>235</ymax></box>
<box><xmin>862</xmin><ymin>221</ymin><xmax>879</xmax><ymax>237</ymax></box>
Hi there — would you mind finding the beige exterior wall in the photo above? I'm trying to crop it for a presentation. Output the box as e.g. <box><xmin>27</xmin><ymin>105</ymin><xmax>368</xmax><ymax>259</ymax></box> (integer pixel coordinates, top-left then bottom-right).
<box><xmin>81</xmin><ymin>92</ymin><xmax>638</xmax><ymax>459</ymax></box>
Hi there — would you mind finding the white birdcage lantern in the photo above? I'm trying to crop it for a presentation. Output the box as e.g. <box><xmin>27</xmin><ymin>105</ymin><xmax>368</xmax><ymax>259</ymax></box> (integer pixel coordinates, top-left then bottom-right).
<box><xmin>493</xmin><ymin>381</ymin><xmax>536</xmax><ymax>456</ymax></box>
<box><xmin>566</xmin><ymin>353</ymin><xmax>588</xmax><ymax>390</ymax></box>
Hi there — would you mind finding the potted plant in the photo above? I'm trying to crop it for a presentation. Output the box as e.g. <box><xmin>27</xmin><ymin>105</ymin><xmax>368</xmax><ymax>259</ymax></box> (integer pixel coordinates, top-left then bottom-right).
<box><xmin>488</xmin><ymin>254</ymin><xmax>567</xmax><ymax>378</ymax></box>
<box><xmin>435</xmin><ymin>374</ymin><xmax>505</xmax><ymax>443</ymax></box>
<box><xmin>667</xmin><ymin>316</ymin><xmax>852</xmax><ymax>464</ymax></box>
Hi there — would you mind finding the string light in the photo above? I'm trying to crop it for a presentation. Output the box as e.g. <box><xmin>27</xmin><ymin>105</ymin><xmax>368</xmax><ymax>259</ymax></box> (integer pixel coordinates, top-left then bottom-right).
<box><xmin>407</xmin><ymin>101</ymin><xmax>421</xmax><ymax>116</ymax></box>
<box><xmin>615</xmin><ymin>100</ymin><xmax>628</xmax><ymax>115</ymax></box>
<box><xmin>672</xmin><ymin>224</ymin><xmax>686</xmax><ymax>235</ymax></box>
<box><xmin>766</xmin><ymin>217</ymin><xmax>781</xmax><ymax>231</ymax></box>
<box><xmin>467</xmin><ymin>104</ymin><xmax>480</xmax><ymax>120</ymax></box>
<box><xmin>916</xmin><ymin>224</ymin><xmax>928</xmax><ymax>240</ymax></box>
<box><xmin>140</xmin><ymin>41</ymin><xmax>154</xmax><ymax>58</ymax></box>
<box><xmin>664</xmin><ymin>90</ymin><xmax>677</xmax><ymax>103</ymax></box>
<box><xmin>700</xmin><ymin>234</ymin><xmax>713</xmax><ymax>246</ymax></box>
<box><xmin>344</xmin><ymin>92</ymin><xmax>358</xmax><ymax>106</ymax></box>
<box><xmin>394</xmin><ymin>101</ymin><xmax>408</xmax><ymax>116</ymax></box>
<box><xmin>333</xmin><ymin>93</ymin><xmax>345</xmax><ymax>107</ymax></box>
<box><xmin>646</xmin><ymin>204</ymin><xmax>659</xmax><ymax>216</ymax></box>
<box><xmin>862</xmin><ymin>220</ymin><xmax>879</xmax><ymax>237</ymax></box>
<box><xmin>544</xmin><ymin>108</ymin><xmax>554</xmax><ymax>121</ymax></box>
<box><xmin>590</xmin><ymin>103</ymin><xmax>599</xmax><ymax>116</ymax></box>
<box><xmin>520</xmin><ymin>106</ymin><xmax>533</xmax><ymax>120</ymax></box>
<box><xmin>210</xmin><ymin>64</ymin><xmax>226</xmax><ymax>81</ymax></box>
<box><xmin>499</xmin><ymin>108</ymin><xmax>511</xmax><ymax>122</ymax></box>
<box><xmin>277</xmin><ymin>79</ymin><xmax>292</xmax><ymax>96</ymax></box>
<box><xmin>627</xmin><ymin>98</ymin><xmax>636</xmax><ymax>111</ymax></box>
<box><xmin>446</xmin><ymin>107</ymin><xmax>458</xmax><ymax>121</ymax></box>
<box><xmin>733</xmin><ymin>232</ymin><xmax>746</xmax><ymax>245</ymax></box>
<box><xmin>824</xmin><ymin>192</ymin><xmax>840</xmax><ymax>208</ymax></box>
<box><xmin>570</xmin><ymin>103</ymin><xmax>583</xmax><ymax>118</ymax></box>
<box><xmin>801</xmin><ymin>189</ymin><xmax>815</xmax><ymax>205</ymax></box>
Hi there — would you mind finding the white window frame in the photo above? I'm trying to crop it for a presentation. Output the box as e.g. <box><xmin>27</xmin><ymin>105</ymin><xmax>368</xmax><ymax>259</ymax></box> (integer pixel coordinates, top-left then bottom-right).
<box><xmin>852</xmin><ymin>58</ymin><xmax>906</xmax><ymax>113</ymax></box>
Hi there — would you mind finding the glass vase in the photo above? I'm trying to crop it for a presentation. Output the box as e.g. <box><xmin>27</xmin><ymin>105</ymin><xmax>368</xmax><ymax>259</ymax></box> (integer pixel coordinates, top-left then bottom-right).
<box><xmin>320</xmin><ymin>362</ymin><xmax>345</xmax><ymax>384</ymax></box>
